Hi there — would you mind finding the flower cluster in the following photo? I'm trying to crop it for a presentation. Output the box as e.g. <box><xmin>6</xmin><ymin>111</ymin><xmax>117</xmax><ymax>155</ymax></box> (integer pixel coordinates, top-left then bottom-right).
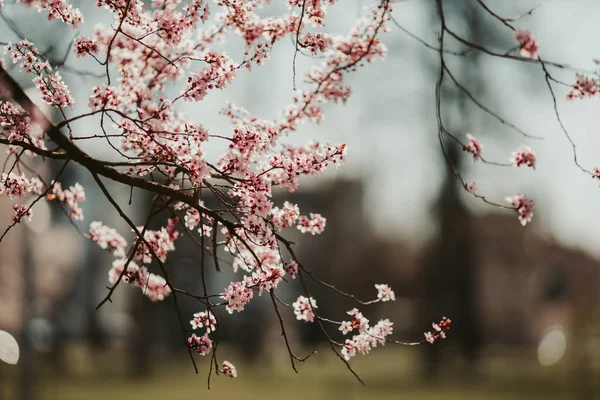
<box><xmin>89</xmin><ymin>221</ymin><xmax>128</xmax><ymax>257</ymax></box>
<box><xmin>74</xmin><ymin>36</ymin><xmax>99</xmax><ymax>57</ymax></box>
<box><xmin>1</xmin><ymin>0</ymin><xmax>462</xmax><ymax>380</ymax></box>
<box><xmin>19</xmin><ymin>0</ymin><xmax>84</xmax><ymax>27</ymax></box>
<box><xmin>187</xmin><ymin>333</ymin><xmax>212</xmax><ymax>356</ymax></box>
<box><xmin>505</xmin><ymin>194</ymin><xmax>535</xmax><ymax>226</ymax></box>
<box><xmin>296</xmin><ymin>213</ymin><xmax>326</xmax><ymax>235</ymax></box>
<box><xmin>12</xmin><ymin>204</ymin><xmax>32</xmax><ymax>223</ymax></box>
<box><xmin>375</xmin><ymin>284</ymin><xmax>395</xmax><ymax>302</ymax></box>
<box><xmin>567</xmin><ymin>74</ymin><xmax>600</xmax><ymax>100</ymax></box>
<box><xmin>190</xmin><ymin>311</ymin><xmax>216</xmax><ymax>332</ymax></box>
<box><xmin>134</xmin><ymin>217</ymin><xmax>179</xmax><ymax>264</ymax></box>
<box><xmin>292</xmin><ymin>295</ymin><xmax>318</xmax><ymax>322</ymax></box>
<box><xmin>424</xmin><ymin>317</ymin><xmax>451</xmax><ymax>344</ymax></box>
<box><xmin>341</xmin><ymin>313</ymin><xmax>394</xmax><ymax>361</ymax></box>
<box><xmin>108</xmin><ymin>259</ymin><xmax>171</xmax><ymax>301</ymax></box>
<box><xmin>221</xmin><ymin>280</ymin><xmax>254</xmax><ymax>314</ymax></box>
<box><xmin>5</xmin><ymin>40</ymin><xmax>74</xmax><ymax>108</ymax></box>
<box><xmin>515</xmin><ymin>29</ymin><xmax>539</xmax><ymax>59</ymax></box>
<box><xmin>0</xmin><ymin>101</ymin><xmax>46</xmax><ymax>152</ymax></box>
<box><xmin>510</xmin><ymin>146</ymin><xmax>536</xmax><ymax>169</ymax></box>
<box><xmin>47</xmin><ymin>182</ymin><xmax>86</xmax><ymax>220</ymax></box>
<box><xmin>0</xmin><ymin>172</ymin><xmax>42</xmax><ymax>199</ymax></box>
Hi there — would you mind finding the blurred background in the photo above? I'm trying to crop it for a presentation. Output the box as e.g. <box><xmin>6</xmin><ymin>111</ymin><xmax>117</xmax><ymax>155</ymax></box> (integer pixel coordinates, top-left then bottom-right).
<box><xmin>2</xmin><ymin>0</ymin><xmax>600</xmax><ymax>399</ymax></box>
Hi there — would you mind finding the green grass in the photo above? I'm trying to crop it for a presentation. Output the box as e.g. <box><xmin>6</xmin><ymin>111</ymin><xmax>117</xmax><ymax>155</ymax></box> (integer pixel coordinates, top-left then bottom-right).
<box><xmin>0</xmin><ymin>344</ymin><xmax>590</xmax><ymax>400</ymax></box>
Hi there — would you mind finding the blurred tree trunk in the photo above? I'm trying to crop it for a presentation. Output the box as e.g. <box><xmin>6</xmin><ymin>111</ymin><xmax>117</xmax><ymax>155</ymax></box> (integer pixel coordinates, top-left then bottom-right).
<box><xmin>422</xmin><ymin>0</ymin><xmax>483</xmax><ymax>380</ymax></box>
<box><xmin>18</xmin><ymin>229</ymin><xmax>34</xmax><ymax>400</ymax></box>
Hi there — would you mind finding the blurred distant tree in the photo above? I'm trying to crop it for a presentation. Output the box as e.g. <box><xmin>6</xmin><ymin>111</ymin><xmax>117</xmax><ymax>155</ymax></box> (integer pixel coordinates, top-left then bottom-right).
<box><xmin>0</xmin><ymin>0</ymin><xmax>596</xmax><ymax>387</ymax></box>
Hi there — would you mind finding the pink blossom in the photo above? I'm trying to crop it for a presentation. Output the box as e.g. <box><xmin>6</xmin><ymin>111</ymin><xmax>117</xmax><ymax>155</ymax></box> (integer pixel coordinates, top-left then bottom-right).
<box><xmin>89</xmin><ymin>221</ymin><xmax>127</xmax><ymax>257</ymax></box>
<box><xmin>108</xmin><ymin>259</ymin><xmax>171</xmax><ymax>301</ymax></box>
<box><xmin>463</xmin><ymin>181</ymin><xmax>477</xmax><ymax>193</ymax></box>
<box><xmin>222</xmin><ymin>361</ymin><xmax>237</xmax><ymax>378</ymax></box>
<box><xmin>375</xmin><ymin>284</ymin><xmax>395</xmax><ymax>302</ymax></box>
<box><xmin>74</xmin><ymin>37</ymin><xmax>98</xmax><ymax>57</ymax></box>
<box><xmin>221</xmin><ymin>280</ymin><xmax>254</xmax><ymax>314</ymax></box>
<box><xmin>510</xmin><ymin>146</ymin><xmax>536</xmax><ymax>168</ymax></box>
<box><xmin>567</xmin><ymin>74</ymin><xmax>600</xmax><ymax>100</ymax></box>
<box><xmin>12</xmin><ymin>204</ymin><xmax>32</xmax><ymax>223</ymax></box>
<box><xmin>423</xmin><ymin>317</ymin><xmax>451</xmax><ymax>344</ymax></box>
<box><xmin>340</xmin><ymin>317</ymin><xmax>394</xmax><ymax>361</ymax></box>
<box><xmin>339</xmin><ymin>321</ymin><xmax>353</xmax><ymax>335</ymax></box>
<box><xmin>292</xmin><ymin>296</ymin><xmax>317</xmax><ymax>322</ymax></box>
<box><xmin>19</xmin><ymin>0</ymin><xmax>83</xmax><ymax>27</ymax></box>
<box><xmin>463</xmin><ymin>133</ymin><xmax>482</xmax><ymax>162</ymax></box>
<box><xmin>190</xmin><ymin>311</ymin><xmax>216</xmax><ymax>332</ymax></box>
<box><xmin>424</xmin><ymin>331</ymin><xmax>435</xmax><ymax>344</ymax></box>
<box><xmin>297</xmin><ymin>213</ymin><xmax>326</xmax><ymax>235</ymax></box>
<box><xmin>505</xmin><ymin>194</ymin><xmax>535</xmax><ymax>226</ymax></box>
<box><xmin>283</xmin><ymin>261</ymin><xmax>298</xmax><ymax>279</ymax></box>
<box><xmin>187</xmin><ymin>333</ymin><xmax>212</xmax><ymax>356</ymax></box>
<box><xmin>184</xmin><ymin>208</ymin><xmax>200</xmax><ymax>230</ymax></box>
<box><xmin>0</xmin><ymin>172</ymin><xmax>41</xmax><ymax>199</ymax></box>
<box><xmin>48</xmin><ymin>182</ymin><xmax>85</xmax><ymax>221</ymax></box>
<box><xmin>515</xmin><ymin>29</ymin><xmax>539</xmax><ymax>59</ymax></box>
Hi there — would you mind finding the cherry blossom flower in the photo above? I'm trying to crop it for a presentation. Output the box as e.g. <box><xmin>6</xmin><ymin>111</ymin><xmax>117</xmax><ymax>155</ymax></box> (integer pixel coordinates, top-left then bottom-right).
<box><xmin>515</xmin><ymin>29</ymin><xmax>539</xmax><ymax>59</ymax></box>
<box><xmin>340</xmin><ymin>316</ymin><xmax>395</xmax><ymax>361</ymax></box>
<box><xmin>463</xmin><ymin>181</ymin><xmax>477</xmax><ymax>193</ymax></box>
<box><xmin>222</xmin><ymin>361</ymin><xmax>237</xmax><ymax>378</ymax></box>
<box><xmin>12</xmin><ymin>204</ymin><xmax>32</xmax><ymax>223</ymax></box>
<box><xmin>423</xmin><ymin>317</ymin><xmax>451</xmax><ymax>345</ymax></box>
<box><xmin>424</xmin><ymin>331</ymin><xmax>435</xmax><ymax>344</ymax></box>
<box><xmin>74</xmin><ymin>37</ymin><xmax>98</xmax><ymax>57</ymax></box>
<box><xmin>108</xmin><ymin>259</ymin><xmax>171</xmax><ymax>301</ymax></box>
<box><xmin>510</xmin><ymin>146</ymin><xmax>536</xmax><ymax>169</ymax></box>
<box><xmin>19</xmin><ymin>0</ymin><xmax>83</xmax><ymax>27</ymax></box>
<box><xmin>567</xmin><ymin>74</ymin><xmax>600</xmax><ymax>100</ymax></box>
<box><xmin>89</xmin><ymin>221</ymin><xmax>127</xmax><ymax>257</ymax></box>
<box><xmin>339</xmin><ymin>321</ymin><xmax>353</xmax><ymax>335</ymax></box>
<box><xmin>463</xmin><ymin>133</ymin><xmax>482</xmax><ymax>162</ymax></box>
<box><xmin>47</xmin><ymin>182</ymin><xmax>85</xmax><ymax>221</ymax></box>
<box><xmin>0</xmin><ymin>172</ymin><xmax>42</xmax><ymax>199</ymax></box>
<box><xmin>375</xmin><ymin>284</ymin><xmax>395</xmax><ymax>302</ymax></box>
<box><xmin>297</xmin><ymin>213</ymin><xmax>326</xmax><ymax>235</ymax></box>
<box><xmin>190</xmin><ymin>311</ymin><xmax>217</xmax><ymax>332</ymax></box>
<box><xmin>293</xmin><ymin>296</ymin><xmax>317</xmax><ymax>322</ymax></box>
<box><xmin>221</xmin><ymin>280</ymin><xmax>254</xmax><ymax>314</ymax></box>
<box><xmin>187</xmin><ymin>333</ymin><xmax>212</xmax><ymax>356</ymax></box>
<box><xmin>283</xmin><ymin>261</ymin><xmax>298</xmax><ymax>279</ymax></box>
<box><xmin>505</xmin><ymin>194</ymin><xmax>535</xmax><ymax>226</ymax></box>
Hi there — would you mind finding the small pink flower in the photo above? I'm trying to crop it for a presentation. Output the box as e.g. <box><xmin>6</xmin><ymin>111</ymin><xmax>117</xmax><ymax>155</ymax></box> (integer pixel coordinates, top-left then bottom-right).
<box><xmin>567</xmin><ymin>74</ymin><xmax>600</xmax><ymax>100</ymax></box>
<box><xmin>505</xmin><ymin>194</ymin><xmax>535</xmax><ymax>226</ymax></box>
<box><xmin>339</xmin><ymin>321</ymin><xmax>353</xmax><ymax>335</ymax></box>
<box><xmin>463</xmin><ymin>181</ymin><xmax>477</xmax><ymax>193</ymax></box>
<box><xmin>515</xmin><ymin>29</ymin><xmax>539</xmax><ymax>59</ymax></box>
<box><xmin>424</xmin><ymin>331</ymin><xmax>435</xmax><ymax>344</ymax></box>
<box><xmin>187</xmin><ymin>333</ymin><xmax>212</xmax><ymax>356</ymax></box>
<box><xmin>463</xmin><ymin>133</ymin><xmax>482</xmax><ymax>162</ymax></box>
<box><xmin>375</xmin><ymin>284</ymin><xmax>395</xmax><ymax>302</ymax></box>
<box><xmin>510</xmin><ymin>146</ymin><xmax>536</xmax><ymax>169</ymax></box>
<box><xmin>222</xmin><ymin>361</ymin><xmax>237</xmax><ymax>378</ymax></box>
<box><xmin>292</xmin><ymin>295</ymin><xmax>317</xmax><ymax>322</ymax></box>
